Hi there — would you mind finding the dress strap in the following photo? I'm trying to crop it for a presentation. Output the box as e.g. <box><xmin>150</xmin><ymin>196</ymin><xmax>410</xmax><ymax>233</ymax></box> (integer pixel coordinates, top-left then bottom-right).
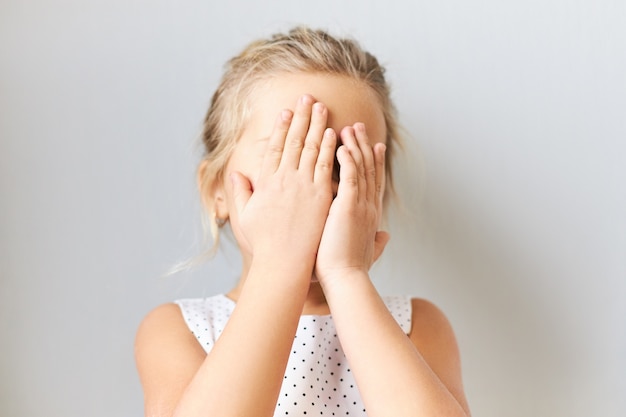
<box><xmin>174</xmin><ymin>295</ymin><xmax>235</xmax><ymax>353</ymax></box>
<box><xmin>381</xmin><ymin>295</ymin><xmax>413</xmax><ymax>334</ymax></box>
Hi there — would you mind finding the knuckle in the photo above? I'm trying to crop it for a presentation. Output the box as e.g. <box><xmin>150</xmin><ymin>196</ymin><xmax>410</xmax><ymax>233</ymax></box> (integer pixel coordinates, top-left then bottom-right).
<box><xmin>267</xmin><ymin>144</ymin><xmax>284</xmax><ymax>155</ymax></box>
<box><xmin>316</xmin><ymin>160</ymin><xmax>333</xmax><ymax>171</ymax></box>
<box><xmin>303</xmin><ymin>139</ymin><xmax>320</xmax><ymax>153</ymax></box>
<box><xmin>344</xmin><ymin>177</ymin><xmax>359</xmax><ymax>188</ymax></box>
<box><xmin>286</xmin><ymin>136</ymin><xmax>304</xmax><ymax>149</ymax></box>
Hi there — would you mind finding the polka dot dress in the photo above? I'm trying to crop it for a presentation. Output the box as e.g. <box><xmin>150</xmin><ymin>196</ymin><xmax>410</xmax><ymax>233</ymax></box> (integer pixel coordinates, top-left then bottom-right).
<box><xmin>175</xmin><ymin>294</ymin><xmax>412</xmax><ymax>416</ymax></box>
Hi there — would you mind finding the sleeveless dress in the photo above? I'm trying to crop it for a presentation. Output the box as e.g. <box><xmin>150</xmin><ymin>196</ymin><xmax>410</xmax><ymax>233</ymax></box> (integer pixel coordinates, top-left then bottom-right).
<box><xmin>175</xmin><ymin>294</ymin><xmax>413</xmax><ymax>416</ymax></box>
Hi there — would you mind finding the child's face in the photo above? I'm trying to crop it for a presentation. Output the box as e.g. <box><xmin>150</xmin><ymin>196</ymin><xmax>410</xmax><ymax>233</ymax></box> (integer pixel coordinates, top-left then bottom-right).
<box><xmin>218</xmin><ymin>72</ymin><xmax>387</xmax><ymax>258</ymax></box>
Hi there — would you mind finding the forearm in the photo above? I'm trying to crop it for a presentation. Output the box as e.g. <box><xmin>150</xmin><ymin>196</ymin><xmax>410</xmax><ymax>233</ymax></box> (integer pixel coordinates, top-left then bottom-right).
<box><xmin>321</xmin><ymin>272</ymin><xmax>468</xmax><ymax>417</ymax></box>
<box><xmin>173</xmin><ymin>261</ymin><xmax>312</xmax><ymax>417</ymax></box>
<box><xmin>168</xmin><ymin>93</ymin><xmax>338</xmax><ymax>417</ymax></box>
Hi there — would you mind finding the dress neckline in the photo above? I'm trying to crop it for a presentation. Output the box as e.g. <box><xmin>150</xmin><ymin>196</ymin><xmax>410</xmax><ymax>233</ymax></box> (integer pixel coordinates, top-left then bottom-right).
<box><xmin>217</xmin><ymin>293</ymin><xmax>332</xmax><ymax>318</ymax></box>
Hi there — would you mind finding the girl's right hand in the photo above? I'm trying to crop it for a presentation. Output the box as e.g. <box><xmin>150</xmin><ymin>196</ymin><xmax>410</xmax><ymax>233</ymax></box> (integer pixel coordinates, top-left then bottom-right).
<box><xmin>229</xmin><ymin>95</ymin><xmax>337</xmax><ymax>271</ymax></box>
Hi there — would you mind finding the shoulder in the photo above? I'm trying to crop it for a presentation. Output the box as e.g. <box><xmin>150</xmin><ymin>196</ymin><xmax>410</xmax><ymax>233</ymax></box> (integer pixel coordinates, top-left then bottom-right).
<box><xmin>135</xmin><ymin>303</ymin><xmax>207</xmax><ymax>415</ymax></box>
<box><xmin>408</xmin><ymin>298</ymin><xmax>460</xmax><ymax>358</ymax></box>
<box><xmin>138</xmin><ymin>302</ymin><xmax>184</xmax><ymax>328</ymax></box>
<box><xmin>409</xmin><ymin>298</ymin><xmax>455</xmax><ymax>338</ymax></box>
<box><xmin>135</xmin><ymin>303</ymin><xmax>206</xmax><ymax>366</ymax></box>
<box><xmin>135</xmin><ymin>304</ymin><xmax>206</xmax><ymax>394</ymax></box>
<box><xmin>136</xmin><ymin>303</ymin><xmax>191</xmax><ymax>345</ymax></box>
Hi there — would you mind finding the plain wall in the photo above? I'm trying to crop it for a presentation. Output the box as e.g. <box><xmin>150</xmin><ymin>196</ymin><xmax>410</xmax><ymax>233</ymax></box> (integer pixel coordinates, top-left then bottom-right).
<box><xmin>1</xmin><ymin>1</ymin><xmax>624</xmax><ymax>416</ymax></box>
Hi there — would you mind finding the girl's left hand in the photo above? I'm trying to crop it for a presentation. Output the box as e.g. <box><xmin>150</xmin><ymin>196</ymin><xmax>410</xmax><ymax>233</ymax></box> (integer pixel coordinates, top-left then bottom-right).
<box><xmin>314</xmin><ymin>122</ymin><xmax>390</xmax><ymax>285</ymax></box>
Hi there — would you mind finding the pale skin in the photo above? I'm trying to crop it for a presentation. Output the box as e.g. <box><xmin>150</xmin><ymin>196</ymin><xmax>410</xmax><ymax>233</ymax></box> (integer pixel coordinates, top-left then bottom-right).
<box><xmin>135</xmin><ymin>73</ymin><xmax>471</xmax><ymax>417</ymax></box>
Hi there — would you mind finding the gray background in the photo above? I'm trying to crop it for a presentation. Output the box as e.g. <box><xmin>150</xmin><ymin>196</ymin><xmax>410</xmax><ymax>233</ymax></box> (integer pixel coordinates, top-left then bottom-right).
<box><xmin>1</xmin><ymin>1</ymin><xmax>625</xmax><ymax>416</ymax></box>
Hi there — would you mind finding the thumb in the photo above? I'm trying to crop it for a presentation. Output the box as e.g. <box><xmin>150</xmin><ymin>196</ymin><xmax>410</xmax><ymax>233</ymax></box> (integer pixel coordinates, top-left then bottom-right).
<box><xmin>230</xmin><ymin>171</ymin><xmax>253</xmax><ymax>215</ymax></box>
<box><xmin>372</xmin><ymin>231</ymin><xmax>391</xmax><ymax>265</ymax></box>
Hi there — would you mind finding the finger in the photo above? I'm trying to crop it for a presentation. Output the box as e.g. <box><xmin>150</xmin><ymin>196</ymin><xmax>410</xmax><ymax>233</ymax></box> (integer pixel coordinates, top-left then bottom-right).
<box><xmin>280</xmin><ymin>94</ymin><xmax>314</xmax><ymax>171</ymax></box>
<box><xmin>373</xmin><ymin>142</ymin><xmax>387</xmax><ymax>219</ymax></box>
<box><xmin>335</xmin><ymin>145</ymin><xmax>358</xmax><ymax>201</ymax></box>
<box><xmin>230</xmin><ymin>171</ymin><xmax>253</xmax><ymax>216</ymax></box>
<box><xmin>260</xmin><ymin>109</ymin><xmax>292</xmax><ymax>176</ymax></box>
<box><xmin>313</xmin><ymin>128</ymin><xmax>337</xmax><ymax>185</ymax></box>
<box><xmin>354</xmin><ymin>123</ymin><xmax>376</xmax><ymax>201</ymax></box>
<box><xmin>300</xmin><ymin>101</ymin><xmax>328</xmax><ymax>176</ymax></box>
<box><xmin>339</xmin><ymin>126</ymin><xmax>365</xmax><ymax>199</ymax></box>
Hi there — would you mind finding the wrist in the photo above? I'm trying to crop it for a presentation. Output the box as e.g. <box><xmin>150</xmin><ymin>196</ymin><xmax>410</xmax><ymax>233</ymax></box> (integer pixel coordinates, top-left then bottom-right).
<box><xmin>248</xmin><ymin>253</ymin><xmax>316</xmax><ymax>284</ymax></box>
<box><xmin>318</xmin><ymin>268</ymin><xmax>370</xmax><ymax>295</ymax></box>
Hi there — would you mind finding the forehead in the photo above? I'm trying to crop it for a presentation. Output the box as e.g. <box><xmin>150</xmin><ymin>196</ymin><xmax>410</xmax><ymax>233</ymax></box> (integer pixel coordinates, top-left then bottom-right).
<box><xmin>243</xmin><ymin>72</ymin><xmax>387</xmax><ymax>144</ymax></box>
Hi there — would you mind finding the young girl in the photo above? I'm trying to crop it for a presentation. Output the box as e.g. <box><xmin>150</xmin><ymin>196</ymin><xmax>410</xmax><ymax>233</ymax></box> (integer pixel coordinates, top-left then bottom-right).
<box><xmin>135</xmin><ymin>27</ymin><xmax>471</xmax><ymax>417</ymax></box>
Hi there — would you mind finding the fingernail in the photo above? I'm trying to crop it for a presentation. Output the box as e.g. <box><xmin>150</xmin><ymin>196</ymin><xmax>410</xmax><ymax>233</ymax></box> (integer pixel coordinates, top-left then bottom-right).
<box><xmin>300</xmin><ymin>94</ymin><xmax>314</xmax><ymax>105</ymax></box>
<box><xmin>342</xmin><ymin>126</ymin><xmax>354</xmax><ymax>136</ymax></box>
<box><xmin>281</xmin><ymin>109</ymin><xmax>292</xmax><ymax>121</ymax></box>
<box><xmin>313</xmin><ymin>102</ymin><xmax>325</xmax><ymax>113</ymax></box>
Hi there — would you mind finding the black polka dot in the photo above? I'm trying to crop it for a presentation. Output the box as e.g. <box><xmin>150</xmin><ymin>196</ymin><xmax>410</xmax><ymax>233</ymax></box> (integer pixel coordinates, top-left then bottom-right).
<box><xmin>174</xmin><ymin>294</ymin><xmax>413</xmax><ymax>416</ymax></box>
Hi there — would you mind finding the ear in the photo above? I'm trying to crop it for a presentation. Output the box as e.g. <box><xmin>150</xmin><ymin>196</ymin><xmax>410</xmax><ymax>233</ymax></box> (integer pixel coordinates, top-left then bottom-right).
<box><xmin>197</xmin><ymin>160</ymin><xmax>229</xmax><ymax>220</ymax></box>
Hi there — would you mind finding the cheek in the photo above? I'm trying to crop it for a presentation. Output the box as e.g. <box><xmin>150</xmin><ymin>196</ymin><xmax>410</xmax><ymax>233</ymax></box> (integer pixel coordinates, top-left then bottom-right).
<box><xmin>224</xmin><ymin>155</ymin><xmax>260</xmax><ymax>186</ymax></box>
<box><xmin>222</xmin><ymin>164</ymin><xmax>262</xmax><ymax>210</ymax></box>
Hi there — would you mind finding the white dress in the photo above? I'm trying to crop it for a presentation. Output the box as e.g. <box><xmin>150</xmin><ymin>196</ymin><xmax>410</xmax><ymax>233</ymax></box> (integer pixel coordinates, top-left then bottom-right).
<box><xmin>175</xmin><ymin>294</ymin><xmax>412</xmax><ymax>416</ymax></box>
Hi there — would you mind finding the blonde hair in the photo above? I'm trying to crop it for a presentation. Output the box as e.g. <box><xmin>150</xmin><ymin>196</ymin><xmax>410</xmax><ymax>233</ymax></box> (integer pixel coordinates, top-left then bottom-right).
<box><xmin>197</xmin><ymin>26</ymin><xmax>402</xmax><ymax>258</ymax></box>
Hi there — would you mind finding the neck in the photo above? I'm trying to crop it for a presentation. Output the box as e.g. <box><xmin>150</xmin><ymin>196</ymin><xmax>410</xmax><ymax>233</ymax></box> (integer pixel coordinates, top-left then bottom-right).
<box><xmin>226</xmin><ymin>279</ymin><xmax>330</xmax><ymax>316</ymax></box>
